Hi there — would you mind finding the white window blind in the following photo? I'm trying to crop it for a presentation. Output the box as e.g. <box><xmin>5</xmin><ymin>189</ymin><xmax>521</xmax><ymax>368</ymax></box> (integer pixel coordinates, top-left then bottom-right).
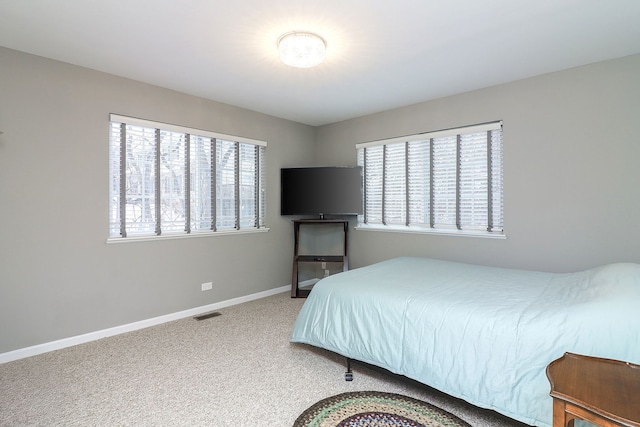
<box><xmin>356</xmin><ymin>121</ymin><xmax>503</xmax><ymax>235</ymax></box>
<box><xmin>407</xmin><ymin>140</ymin><xmax>430</xmax><ymax>227</ymax></box>
<box><xmin>109</xmin><ymin>114</ymin><xmax>267</xmax><ymax>239</ymax></box>
<box><xmin>359</xmin><ymin>146</ymin><xmax>383</xmax><ymax>224</ymax></box>
<box><xmin>384</xmin><ymin>143</ymin><xmax>407</xmax><ymax>225</ymax></box>
<box><xmin>432</xmin><ymin>135</ymin><xmax>457</xmax><ymax>228</ymax></box>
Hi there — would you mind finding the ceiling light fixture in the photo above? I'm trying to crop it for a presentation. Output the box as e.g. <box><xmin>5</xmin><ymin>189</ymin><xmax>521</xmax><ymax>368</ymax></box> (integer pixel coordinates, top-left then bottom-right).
<box><xmin>277</xmin><ymin>32</ymin><xmax>326</xmax><ymax>68</ymax></box>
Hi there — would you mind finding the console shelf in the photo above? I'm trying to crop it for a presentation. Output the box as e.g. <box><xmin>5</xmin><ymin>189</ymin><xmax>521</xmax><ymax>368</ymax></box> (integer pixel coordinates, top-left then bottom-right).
<box><xmin>291</xmin><ymin>219</ymin><xmax>349</xmax><ymax>298</ymax></box>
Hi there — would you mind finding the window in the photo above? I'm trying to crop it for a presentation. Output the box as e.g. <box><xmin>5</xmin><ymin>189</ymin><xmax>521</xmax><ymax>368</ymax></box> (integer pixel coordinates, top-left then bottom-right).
<box><xmin>356</xmin><ymin>121</ymin><xmax>503</xmax><ymax>236</ymax></box>
<box><xmin>109</xmin><ymin>114</ymin><xmax>267</xmax><ymax>240</ymax></box>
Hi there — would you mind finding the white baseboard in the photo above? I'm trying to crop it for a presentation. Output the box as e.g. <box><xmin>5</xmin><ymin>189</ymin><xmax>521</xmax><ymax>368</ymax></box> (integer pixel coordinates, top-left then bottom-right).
<box><xmin>0</xmin><ymin>285</ymin><xmax>290</xmax><ymax>365</ymax></box>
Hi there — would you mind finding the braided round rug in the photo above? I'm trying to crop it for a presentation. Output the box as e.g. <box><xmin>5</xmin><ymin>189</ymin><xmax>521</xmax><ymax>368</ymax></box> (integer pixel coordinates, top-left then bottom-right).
<box><xmin>294</xmin><ymin>391</ymin><xmax>471</xmax><ymax>427</ymax></box>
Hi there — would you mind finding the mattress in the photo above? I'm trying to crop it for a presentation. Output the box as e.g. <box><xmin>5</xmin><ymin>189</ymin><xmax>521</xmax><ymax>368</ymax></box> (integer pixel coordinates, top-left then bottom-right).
<box><xmin>291</xmin><ymin>257</ymin><xmax>640</xmax><ymax>427</ymax></box>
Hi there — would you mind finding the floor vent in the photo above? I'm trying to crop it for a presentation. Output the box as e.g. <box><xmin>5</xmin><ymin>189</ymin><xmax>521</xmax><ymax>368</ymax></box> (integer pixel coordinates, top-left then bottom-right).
<box><xmin>194</xmin><ymin>311</ymin><xmax>221</xmax><ymax>321</ymax></box>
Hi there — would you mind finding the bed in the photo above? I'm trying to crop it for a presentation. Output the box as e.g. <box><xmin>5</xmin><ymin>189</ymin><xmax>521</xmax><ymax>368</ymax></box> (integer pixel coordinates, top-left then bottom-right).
<box><xmin>290</xmin><ymin>257</ymin><xmax>640</xmax><ymax>427</ymax></box>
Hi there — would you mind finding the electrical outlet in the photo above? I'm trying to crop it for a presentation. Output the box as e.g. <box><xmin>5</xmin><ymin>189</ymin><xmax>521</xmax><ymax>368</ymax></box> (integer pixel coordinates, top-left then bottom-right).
<box><xmin>321</xmin><ymin>261</ymin><xmax>326</xmax><ymax>269</ymax></box>
<box><xmin>323</xmin><ymin>269</ymin><xmax>330</xmax><ymax>278</ymax></box>
<box><xmin>201</xmin><ymin>282</ymin><xmax>213</xmax><ymax>291</ymax></box>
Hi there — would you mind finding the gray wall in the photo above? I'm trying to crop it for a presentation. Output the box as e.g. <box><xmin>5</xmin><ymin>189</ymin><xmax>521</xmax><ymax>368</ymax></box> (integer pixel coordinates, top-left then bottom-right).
<box><xmin>316</xmin><ymin>54</ymin><xmax>640</xmax><ymax>273</ymax></box>
<box><xmin>0</xmin><ymin>47</ymin><xmax>315</xmax><ymax>353</ymax></box>
<box><xmin>2</xmin><ymin>46</ymin><xmax>639</xmax><ymax>355</ymax></box>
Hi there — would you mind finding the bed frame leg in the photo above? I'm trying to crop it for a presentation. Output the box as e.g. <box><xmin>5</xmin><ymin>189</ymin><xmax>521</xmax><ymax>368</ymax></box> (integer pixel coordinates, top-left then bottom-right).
<box><xmin>345</xmin><ymin>358</ymin><xmax>353</xmax><ymax>381</ymax></box>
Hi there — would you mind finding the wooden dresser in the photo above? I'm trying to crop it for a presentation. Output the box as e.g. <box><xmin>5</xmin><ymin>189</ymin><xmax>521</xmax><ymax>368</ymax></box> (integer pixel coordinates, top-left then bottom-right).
<box><xmin>546</xmin><ymin>352</ymin><xmax>640</xmax><ymax>427</ymax></box>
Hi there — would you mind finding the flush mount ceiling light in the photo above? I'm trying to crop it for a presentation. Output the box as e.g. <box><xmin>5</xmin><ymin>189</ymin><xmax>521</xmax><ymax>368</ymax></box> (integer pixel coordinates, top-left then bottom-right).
<box><xmin>277</xmin><ymin>31</ymin><xmax>326</xmax><ymax>68</ymax></box>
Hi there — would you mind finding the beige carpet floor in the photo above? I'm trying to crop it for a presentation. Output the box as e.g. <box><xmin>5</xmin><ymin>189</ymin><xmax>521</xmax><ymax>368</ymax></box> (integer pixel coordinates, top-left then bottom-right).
<box><xmin>0</xmin><ymin>291</ymin><xmax>532</xmax><ymax>426</ymax></box>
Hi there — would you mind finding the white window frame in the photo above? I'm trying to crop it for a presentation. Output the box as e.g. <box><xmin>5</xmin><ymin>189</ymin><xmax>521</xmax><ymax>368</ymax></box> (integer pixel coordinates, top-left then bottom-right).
<box><xmin>108</xmin><ymin>114</ymin><xmax>268</xmax><ymax>243</ymax></box>
<box><xmin>356</xmin><ymin>121</ymin><xmax>505</xmax><ymax>239</ymax></box>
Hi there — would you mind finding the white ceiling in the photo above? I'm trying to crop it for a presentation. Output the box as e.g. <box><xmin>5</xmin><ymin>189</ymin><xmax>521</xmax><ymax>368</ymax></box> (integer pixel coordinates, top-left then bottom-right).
<box><xmin>1</xmin><ymin>0</ymin><xmax>640</xmax><ymax>126</ymax></box>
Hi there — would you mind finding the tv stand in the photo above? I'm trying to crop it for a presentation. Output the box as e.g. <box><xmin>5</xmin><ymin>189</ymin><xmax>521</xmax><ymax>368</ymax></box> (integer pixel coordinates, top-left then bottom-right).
<box><xmin>291</xmin><ymin>219</ymin><xmax>349</xmax><ymax>298</ymax></box>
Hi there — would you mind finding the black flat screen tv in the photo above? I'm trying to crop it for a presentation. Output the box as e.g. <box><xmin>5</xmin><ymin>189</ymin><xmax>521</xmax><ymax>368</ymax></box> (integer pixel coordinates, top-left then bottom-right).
<box><xmin>280</xmin><ymin>166</ymin><xmax>363</xmax><ymax>218</ymax></box>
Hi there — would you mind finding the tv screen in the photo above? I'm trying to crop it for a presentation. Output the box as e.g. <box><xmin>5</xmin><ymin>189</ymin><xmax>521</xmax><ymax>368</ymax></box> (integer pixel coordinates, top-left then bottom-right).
<box><xmin>281</xmin><ymin>166</ymin><xmax>363</xmax><ymax>217</ymax></box>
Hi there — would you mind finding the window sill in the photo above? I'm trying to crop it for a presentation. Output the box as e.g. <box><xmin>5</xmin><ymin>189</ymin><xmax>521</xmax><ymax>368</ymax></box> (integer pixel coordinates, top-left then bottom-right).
<box><xmin>354</xmin><ymin>224</ymin><xmax>506</xmax><ymax>239</ymax></box>
<box><xmin>106</xmin><ymin>227</ymin><xmax>270</xmax><ymax>244</ymax></box>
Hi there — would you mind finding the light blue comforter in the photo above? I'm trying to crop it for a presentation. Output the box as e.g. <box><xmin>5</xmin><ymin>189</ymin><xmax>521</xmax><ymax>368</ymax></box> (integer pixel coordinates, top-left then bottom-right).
<box><xmin>291</xmin><ymin>257</ymin><xmax>640</xmax><ymax>427</ymax></box>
